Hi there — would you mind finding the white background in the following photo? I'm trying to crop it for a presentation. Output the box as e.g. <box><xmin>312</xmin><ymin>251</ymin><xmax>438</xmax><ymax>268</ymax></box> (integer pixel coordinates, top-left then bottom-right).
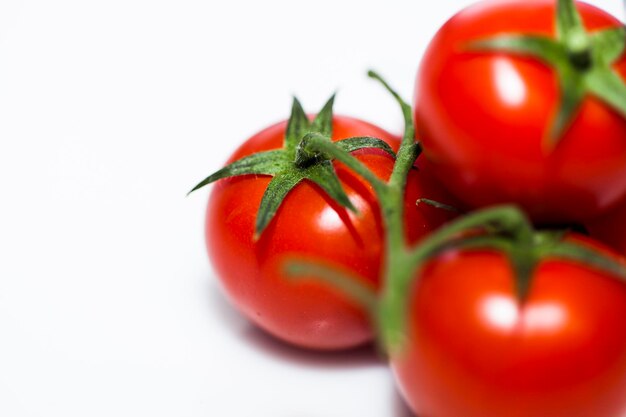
<box><xmin>0</xmin><ymin>1</ymin><xmax>623</xmax><ymax>416</ymax></box>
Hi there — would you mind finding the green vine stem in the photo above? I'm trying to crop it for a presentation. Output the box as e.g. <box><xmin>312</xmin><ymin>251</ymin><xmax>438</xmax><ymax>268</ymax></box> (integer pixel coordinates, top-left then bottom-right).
<box><xmin>284</xmin><ymin>259</ymin><xmax>378</xmax><ymax>317</ymax></box>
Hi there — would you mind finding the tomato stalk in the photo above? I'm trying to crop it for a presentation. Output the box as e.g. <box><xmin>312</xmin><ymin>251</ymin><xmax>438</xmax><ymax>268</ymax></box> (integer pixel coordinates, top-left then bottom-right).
<box><xmin>558</xmin><ymin>0</ymin><xmax>591</xmax><ymax>67</ymax></box>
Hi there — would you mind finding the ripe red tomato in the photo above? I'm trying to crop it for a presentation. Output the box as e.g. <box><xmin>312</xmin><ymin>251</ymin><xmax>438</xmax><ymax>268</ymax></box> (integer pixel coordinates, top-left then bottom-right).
<box><xmin>587</xmin><ymin>199</ymin><xmax>626</xmax><ymax>255</ymax></box>
<box><xmin>415</xmin><ymin>0</ymin><xmax>626</xmax><ymax>223</ymax></box>
<box><xmin>206</xmin><ymin>116</ymin><xmax>456</xmax><ymax>350</ymax></box>
<box><xmin>392</xmin><ymin>238</ymin><xmax>626</xmax><ymax>417</ymax></box>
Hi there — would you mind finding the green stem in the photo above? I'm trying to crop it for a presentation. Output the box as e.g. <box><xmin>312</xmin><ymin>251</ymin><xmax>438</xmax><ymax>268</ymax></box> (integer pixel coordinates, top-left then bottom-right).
<box><xmin>406</xmin><ymin>206</ymin><xmax>533</xmax><ymax>265</ymax></box>
<box><xmin>417</xmin><ymin>198</ymin><xmax>460</xmax><ymax>213</ymax></box>
<box><xmin>377</xmin><ymin>249</ymin><xmax>417</xmax><ymax>351</ymax></box>
<box><xmin>556</xmin><ymin>0</ymin><xmax>591</xmax><ymax>68</ymax></box>
<box><xmin>284</xmin><ymin>259</ymin><xmax>378</xmax><ymax>315</ymax></box>
<box><xmin>366</xmin><ymin>71</ymin><xmax>422</xmax><ymax>254</ymax></box>
<box><xmin>379</xmin><ymin>188</ymin><xmax>407</xmax><ymax>255</ymax></box>
<box><xmin>567</xmin><ymin>34</ymin><xmax>592</xmax><ymax>69</ymax></box>
<box><xmin>362</xmin><ymin>71</ymin><xmax>443</xmax><ymax>351</ymax></box>
<box><xmin>542</xmin><ymin>240</ymin><xmax>626</xmax><ymax>281</ymax></box>
<box><xmin>299</xmin><ymin>133</ymin><xmax>388</xmax><ymax>191</ymax></box>
<box><xmin>367</xmin><ymin>71</ymin><xmax>420</xmax><ymax>190</ymax></box>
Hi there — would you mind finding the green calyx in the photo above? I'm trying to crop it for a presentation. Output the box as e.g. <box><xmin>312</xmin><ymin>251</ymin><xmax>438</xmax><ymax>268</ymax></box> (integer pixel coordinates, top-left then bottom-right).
<box><xmin>188</xmin><ymin>95</ymin><xmax>395</xmax><ymax>239</ymax></box>
<box><xmin>379</xmin><ymin>205</ymin><xmax>626</xmax><ymax>353</ymax></box>
<box><xmin>470</xmin><ymin>0</ymin><xmax>626</xmax><ymax>149</ymax></box>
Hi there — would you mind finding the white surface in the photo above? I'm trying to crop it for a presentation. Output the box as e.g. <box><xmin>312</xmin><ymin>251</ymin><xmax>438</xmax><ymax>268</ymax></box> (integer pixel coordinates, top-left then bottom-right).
<box><xmin>0</xmin><ymin>1</ymin><xmax>623</xmax><ymax>416</ymax></box>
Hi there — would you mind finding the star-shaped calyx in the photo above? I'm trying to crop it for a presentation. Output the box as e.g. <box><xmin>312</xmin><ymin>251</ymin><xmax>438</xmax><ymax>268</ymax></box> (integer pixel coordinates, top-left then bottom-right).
<box><xmin>189</xmin><ymin>95</ymin><xmax>395</xmax><ymax>239</ymax></box>
<box><xmin>471</xmin><ymin>0</ymin><xmax>626</xmax><ymax>149</ymax></box>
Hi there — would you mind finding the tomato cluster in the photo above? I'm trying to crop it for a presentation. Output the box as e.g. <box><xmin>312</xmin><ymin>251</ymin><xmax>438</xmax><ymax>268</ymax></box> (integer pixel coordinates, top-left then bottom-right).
<box><xmin>191</xmin><ymin>0</ymin><xmax>626</xmax><ymax>416</ymax></box>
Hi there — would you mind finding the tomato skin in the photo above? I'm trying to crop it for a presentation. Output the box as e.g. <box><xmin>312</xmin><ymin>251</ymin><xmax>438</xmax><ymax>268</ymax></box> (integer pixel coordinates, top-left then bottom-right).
<box><xmin>587</xmin><ymin>199</ymin><xmax>626</xmax><ymax>255</ymax></box>
<box><xmin>415</xmin><ymin>0</ymin><xmax>626</xmax><ymax>224</ymax></box>
<box><xmin>391</xmin><ymin>240</ymin><xmax>626</xmax><ymax>417</ymax></box>
<box><xmin>206</xmin><ymin>116</ymin><xmax>456</xmax><ymax>350</ymax></box>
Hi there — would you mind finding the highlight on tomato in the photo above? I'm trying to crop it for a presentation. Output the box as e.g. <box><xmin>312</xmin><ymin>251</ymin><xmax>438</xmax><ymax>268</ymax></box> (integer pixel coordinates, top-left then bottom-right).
<box><xmin>415</xmin><ymin>0</ymin><xmax>626</xmax><ymax>224</ymax></box>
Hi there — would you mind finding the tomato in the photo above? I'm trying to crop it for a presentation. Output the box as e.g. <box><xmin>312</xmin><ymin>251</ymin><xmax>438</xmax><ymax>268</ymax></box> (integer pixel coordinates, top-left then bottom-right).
<box><xmin>391</xmin><ymin>236</ymin><xmax>626</xmax><ymax>417</ymax></box>
<box><xmin>587</xmin><ymin>198</ymin><xmax>626</xmax><ymax>255</ymax></box>
<box><xmin>415</xmin><ymin>0</ymin><xmax>626</xmax><ymax>223</ymax></box>
<box><xmin>206</xmin><ymin>116</ymin><xmax>456</xmax><ymax>350</ymax></box>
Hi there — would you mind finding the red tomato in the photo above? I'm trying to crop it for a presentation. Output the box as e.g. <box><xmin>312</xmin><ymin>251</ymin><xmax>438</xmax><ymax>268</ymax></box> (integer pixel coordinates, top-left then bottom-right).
<box><xmin>587</xmin><ymin>199</ymin><xmax>626</xmax><ymax>255</ymax></box>
<box><xmin>207</xmin><ymin>116</ymin><xmax>456</xmax><ymax>350</ymax></box>
<box><xmin>415</xmin><ymin>0</ymin><xmax>626</xmax><ymax>223</ymax></box>
<box><xmin>392</xmin><ymin>238</ymin><xmax>626</xmax><ymax>417</ymax></box>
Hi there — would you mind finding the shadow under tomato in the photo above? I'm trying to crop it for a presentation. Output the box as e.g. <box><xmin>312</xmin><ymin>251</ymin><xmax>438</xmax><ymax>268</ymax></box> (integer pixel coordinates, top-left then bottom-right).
<box><xmin>392</xmin><ymin>386</ymin><xmax>416</xmax><ymax>417</ymax></box>
<box><xmin>208</xmin><ymin>280</ymin><xmax>384</xmax><ymax>370</ymax></box>
<box><xmin>240</xmin><ymin>325</ymin><xmax>383</xmax><ymax>370</ymax></box>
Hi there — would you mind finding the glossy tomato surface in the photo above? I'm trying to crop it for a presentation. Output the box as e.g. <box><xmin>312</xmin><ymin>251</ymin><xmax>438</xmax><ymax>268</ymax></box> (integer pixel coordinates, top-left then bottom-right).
<box><xmin>207</xmin><ymin>116</ymin><xmax>457</xmax><ymax>350</ymax></box>
<box><xmin>392</xmin><ymin>241</ymin><xmax>626</xmax><ymax>417</ymax></box>
<box><xmin>415</xmin><ymin>0</ymin><xmax>626</xmax><ymax>223</ymax></box>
